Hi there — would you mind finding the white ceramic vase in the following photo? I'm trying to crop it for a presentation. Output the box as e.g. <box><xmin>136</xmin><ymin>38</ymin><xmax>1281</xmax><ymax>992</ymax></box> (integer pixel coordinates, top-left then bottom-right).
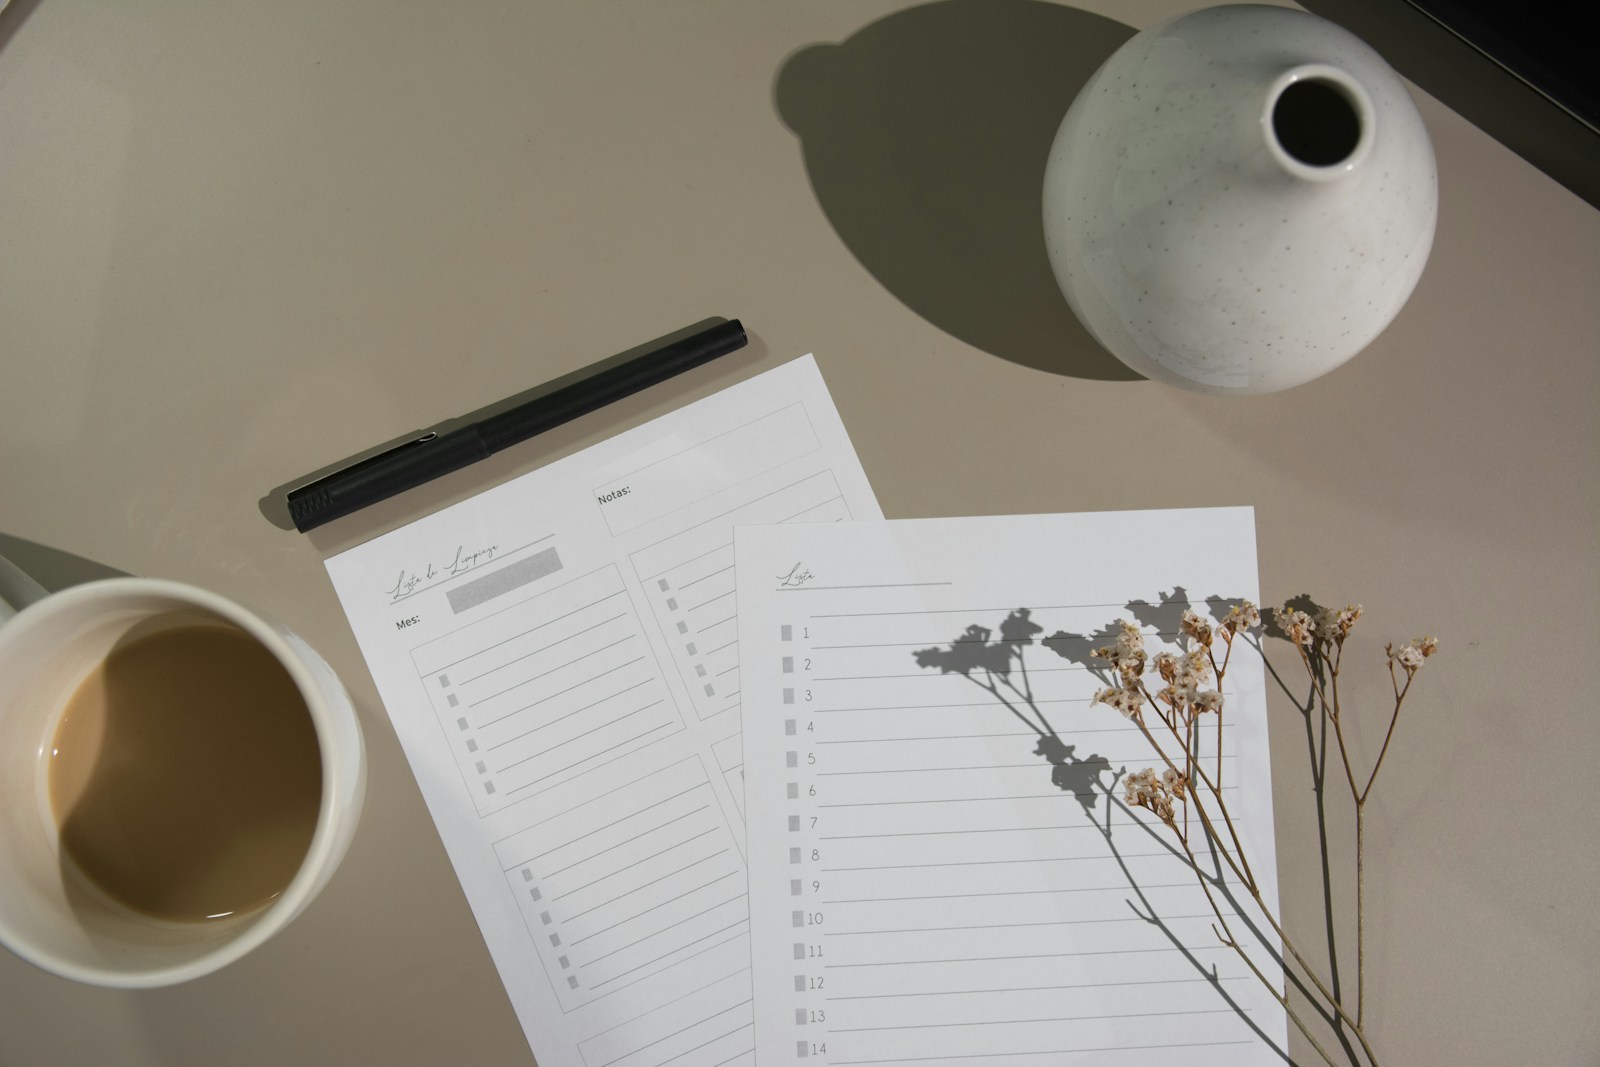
<box><xmin>1042</xmin><ymin>4</ymin><xmax>1437</xmax><ymax>395</ymax></box>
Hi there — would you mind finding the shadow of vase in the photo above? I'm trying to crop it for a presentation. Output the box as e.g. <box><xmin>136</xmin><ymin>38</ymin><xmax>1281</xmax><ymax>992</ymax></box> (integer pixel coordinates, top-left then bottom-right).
<box><xmin>775</xmin><ymin>0</ymin><xmax>1141</xmax><ymax>380</ymax></box>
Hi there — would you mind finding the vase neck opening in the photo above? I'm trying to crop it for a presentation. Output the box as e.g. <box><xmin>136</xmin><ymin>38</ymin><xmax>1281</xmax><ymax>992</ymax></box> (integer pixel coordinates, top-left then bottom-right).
<box><xmin>1264</xmin><ymin>64</ymin><xmax>1374</xmax><ymax>182</ymax></box>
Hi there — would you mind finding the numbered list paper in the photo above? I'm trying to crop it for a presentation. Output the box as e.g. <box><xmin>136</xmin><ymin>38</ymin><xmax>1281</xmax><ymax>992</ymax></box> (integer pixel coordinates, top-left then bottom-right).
<box><xmin>734</xmin><ymin>510</ymin><xmax>1288</xmax><ymax>1065</ymax></box>
<box><xmin>325</xmin><ymin>356</ymin><xmax>881</xmax><ymax>1067</ymax></box>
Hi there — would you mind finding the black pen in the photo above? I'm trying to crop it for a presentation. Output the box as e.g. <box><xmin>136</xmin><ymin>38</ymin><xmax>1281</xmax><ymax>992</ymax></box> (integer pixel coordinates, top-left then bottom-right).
<box><xmin>287</xmin><ymin>318</ymin><xmax>748</xmax><ymax>533</ymax></box>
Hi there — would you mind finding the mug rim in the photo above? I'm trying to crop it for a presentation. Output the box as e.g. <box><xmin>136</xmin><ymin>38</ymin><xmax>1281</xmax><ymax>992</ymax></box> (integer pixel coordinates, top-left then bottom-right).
<box><xmin>0</xmin><ymin>576</ymin><xmax>357</xmax><ymax>988</ymax></box>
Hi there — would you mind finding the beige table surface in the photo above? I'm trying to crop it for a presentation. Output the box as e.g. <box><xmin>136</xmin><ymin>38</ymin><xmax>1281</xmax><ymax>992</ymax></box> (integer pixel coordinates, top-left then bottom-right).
<box><xmin>2</xmin><ymin>1</ymin><xmax>1596</xmax><ymax>1064</ymax></box>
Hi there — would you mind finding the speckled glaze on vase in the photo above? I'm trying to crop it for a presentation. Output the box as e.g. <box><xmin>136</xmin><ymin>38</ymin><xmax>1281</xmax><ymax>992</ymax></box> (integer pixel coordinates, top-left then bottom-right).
<box><xmin>1042</xmin><ymin>4</ymin><xmax>1437</xmax><ymax>395</ymax></box>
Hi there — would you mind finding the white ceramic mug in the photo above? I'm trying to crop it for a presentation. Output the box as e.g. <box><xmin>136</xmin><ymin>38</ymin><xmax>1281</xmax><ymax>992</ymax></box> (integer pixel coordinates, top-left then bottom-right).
<box><xmin>0</xmin><ymin>556</ymin><xmax>366</xmax><ymax>987</ymax></box>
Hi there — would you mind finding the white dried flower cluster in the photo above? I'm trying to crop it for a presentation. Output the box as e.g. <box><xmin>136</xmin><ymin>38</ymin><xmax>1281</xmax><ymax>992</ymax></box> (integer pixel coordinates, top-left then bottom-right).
<box><xmin>1316</xmin><ymin>604</ymin><xmax>1364</xmax><ymax>645</ymax></box>
<box><xmin>1151</xmin><ymin>648</ymin><xmax>1219</xmax><ymax>712</ymax></box>
<box><xmin>1275</xmin><ymin>607</ymin><xmax>1318</xmax><ymax>647</ymax></box>
<box><xmin>1092</xmin><ymin>620</ymin><xmax>1148</xmax><ymax>684</ymax></box>
<box><xmin>1386</xmin><ymin>636</ymin><xmax>1439</xmax><ymax>675</ymax></box>
<box><xmin>1094</xmin><ymin>686</ymin><xmax>1145</xmax><ymax>720</ymax></box>
<box><xmin>1125</xmin><ymin>766</ymin><xmax>1188</xmax><ymax>825</ymax></box>
<box><xmin>1220</xmin><ymin>601</ymin><xmax>1261</xmax><ymax>636</ymax></box>
<box><xmin>1180</xmin><ymin>609</ymin><xmax>1214</xmax><ymax>647</ymax></box>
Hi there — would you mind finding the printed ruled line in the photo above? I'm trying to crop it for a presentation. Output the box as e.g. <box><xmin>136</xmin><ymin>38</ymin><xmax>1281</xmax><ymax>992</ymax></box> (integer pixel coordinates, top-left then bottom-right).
<box><xmin>814</xmin><ymin>763</ymin><xmax>1240</xmax><ymax>779</ymax></box>
<box><xmin>495</xmin><ymin>700</ymin><xmax>666</xmax><ymax>773</ymax></box>
<box><xmin>687</xmin><ymin>589</ymin><xmax>734</xmax><ymax>613</ymax></box>
<box><xmin>828</xmin><ymin>912</ymin><xmax>1213</xmax><ymax>937</ymax></box>
<box><xmin>812</xmin><ymin>697</ymin><xmax>1088</xmax><ymax>715</ymax></box>
<box><xmin>634</xmin><ymin>472</ymin><xmax>832</xmax><ymax>571</ymax></box>
<box><xmin>550</xmin><ymin>827</ymin><xmax>719</xmax><ymax>902</ymax></box>
<box><xmin>826</xmin><ymin>974</ymin><xmax>1257</xmax><ymax>1002</ymax></box>
<box><xmin>779</xmin><ymin>495</ymin><xmax>843</xmax><ymax>523</ymax></box>
<box><xmin>594</xmin><ymin>1001</ymin><xmax>751</xmax><ymax>1067</ymax></box>
<box><xmin>657</xmin><ymin>542</ymin><xmax>732</xmax><ymax>580</ymax></box>
<box><xmin>563</xmin><ymin>850</ymin><xmax>732</xmax><ymax>923</ymax></box>
<box><xmin>487</xmin><ymin>679</ymin><xmax>653</xmax><ymax>751</ymax></box>
<box><xmin>811</xmin><ymin>600</ymin><xmax>1207</xmax><ymax>619</ymax></box>
<box><xmin>677</xmin><ymin>563</ymin><xmax>734</xmax><ymax>591</ymax></box>
<box><xmin>505</xmin><ymin>722</ymin><xmax>675</xmax><ymax>794</ymax></box>
<box><xmin>823</xmin><ymin>943</ymin><xmax>1242</xmax><ymax>970</ymax></box>
<box><xmin>580</xmin><ymin>965</ymin><xmax>750</xmax><ymax>1043</ymax></box>
<box><xmin>457</xmin><ymin>613</ymin><xmax>626</xmax><ymax>685</ymax></box>
<box><xmin>654</xmin><ymin>1022</ymin><xmax>753</xmax><ymax>1067</ymax></box>
<box><xmin>817</xmin><ymin>791</ymin><xmax>1235</xmax><ymax>808</ymax></box>
<box><xmin>715</xmin><ymin>664</ymin><xmax>739</xmax><ymax>677</ymax></box>
<box><xmin>831</xmin><ymin>1038</ymin><xmax>1254</xmax><ymax>1064</ymax></box>
<box><xmin>703</xmin><ymin>639</ymin><xmax>737</xmax><ymax>656</ymax></box>
<box><xmin>556</xmin><ymin>825</ymin><xmax>720</xmax><ymax>902</ymax></box>
<box><xmin>503</xmin><ymin>785</ymin><xmax>706</xmax><ymax>869</ymax></box>
<box><xmin>821</xmin><ymin>852</ymin><xmax>1172</xmax><ymax>873</ymax></box>
<box><xmin>582</xmin><ymin>895</ymin><xmax>746</xmax><ymax>966</ymax></box>
<box><xmin>696</xmin><ymin>615</ymin><xmax>735</xmax><ymax>635</ymax></box>
<box><xmin>581</xmin><ymin>928</ymin><xmax>749</xmax><ymax>1003</ymax></box>
<box><xmin>831</xmin><ymin>1006</ymin><xmax>1245</xmax><ymax>1033</ymax></box>
<box><xmin>471</xmin><ymin>636</ymin><xmax>636</xmax><ymax>705</ymax></box>
<box><xmin>706</xmin><ymin>1048</ymin><xmax>755</xmax><ymax>1067</ymax></box>
<box><xmin>778</xmin><ymin>582</ymin><xmax>953</xmax><ymax>592</ymax></box>
<box><xmin>490</xmin><ymin>756</ymin><xmax>702</xmax><ymax>844</ymax></box>
<box><xmin>571</xmin><ymin>874</ymin><xmax>741</xmax><ymax>946</ymax></box>
<box><xmin>813</xmin><ymin>666</ymin><xmax>1081</xmax><ymax>682</ymax></box>
<box><xmin>416</xmin><ymin>577</ymin><xmax>618</xmax><ymax>667</ymax></box>
<box><xmin>389</xmin><ymin>536</ymin><xmax>555</xmax><ymax>607</ymax></box>
<box><xmin>540</xmin><ymin>806</ymin><xmax>711</xmax><ymax>878</ymax></box>
<box><xmin>479</xmin><ymin>657</ymin><xmax>647</xmax><ymax>727</ymax></box>
<box><xmin>588</xmin><ymin>918</ymin><xmax>749</xmax><ymax>988</ymax></box>
<box><xmin>818</xmin><ymin>825</ymin><xmax>1241</xmax><ymax>842</ymax></box>
<box><xmin>815</xmin><ymin>725</ymin><xmax>1230</xmax><ymax>744</ymax></box>
<box><xmin>822</xmin><ymin>881</ymin><xmax>1194</xmax><ymax>904</ymax></box>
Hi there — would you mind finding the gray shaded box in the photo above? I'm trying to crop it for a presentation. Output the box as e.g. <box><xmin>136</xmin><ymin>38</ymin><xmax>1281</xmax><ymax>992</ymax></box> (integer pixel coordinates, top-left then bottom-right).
<box><xmin>549</xmin><ymin>933</ymin><xmax>561</xmax><ymax>947</ymax></box>
<box><xmin>704</xmin><ymin>684</ymin><xmax>715</xmax><ymax>697</ymax></box>
<box><xmin>447</xmin><ymin>693</ymin><xmax>459</xmax><ymax>707</ymax></box>
<box><xmin>781</xmin><ymin>625</ymin><xmax>792</xmax><ymax>641</ymax></box>
<box><xmin>796</xmin><ymin>1008</ymin><xmax>808</xmax><ymax>1025</ymax></box>
<box><xmin>789</xmin><ymin>848</ymin><xmax>802</xmax><ymax>864</ymax></box>
<box><xmin>558</xmin><ymin>955</ymin><xmax>570</xmax><ymax>969</ymax></box>
<box><xmin>529</xmin><ymin>887</ymin><xmax>542</xmax><ymax>901</ymax></box>
<box><xmin>786</xmin><ymin>751</ymin><xmax>798</xmax><ymax>768</ymax></box>
<box><xmin>457</xmin><ymin>717</ymin><xmax>469</xmax><ymax>731</ymax></box>
<box><xmin>790</xmin><ymin>879</ymin><xmax>802</xmax><ymax>895</ymax></box>
<box><xmin>785</xmin><ymin>719</ymin><xmax>796</xmax><ymax>735</ymax></box>
<box><xmin>686</xmin><ymin>642</ymin><xmax>698</xmax><ymax>655</ymax></box>
<box><xmin>666</xmin><ymin>597</ymin><xmax>678</xmax><ymax>610</ymax></box>
<box><xmin>783</xmin><ymin>688</ymin><xmax>794</xmax><ymax>705</ymax></box>
<box><xmin>439</xmin><ymin>675</ymin><xmax>451</xmax><ymax>688</ymax></box>
<box><xmin>797</xmin><ymin>1040</ymin><xmax>809</xmax><ymax>1057</ymax></box>
<box><xmin>794</xmin><ymin>975</ymin><xmax>806</xmax><ymax>992</ymax></box>
<box><xmin>793</xmin><ymin>943</ymin><xmax>806</xmax><ymax>960</ymax></box>
<box><xmin>539</xmin><ymin>911</ymin><xmax>552</xmax><ymax>925</ymax></box>
<box><xmin>484</xmin><ymin>781</ymin><xmax>496</xmax><ymax>794</ymax></box>
<box><xmin>521</xmin><ymin>868</ymin><xmax>534</xmax><ymax>882</ymax></box>
<box><xmin>695</xmin><ymin>663</ymin><xmax>707</xmax><ymax>676</ymax></box>
<box><xmin>787</xmin><ymin>782</ymin><xmax>799</xmax><ymax>799</ymax></box>
<box><xmin>788</xmin><ymin>815</ymin><xmax>800</xmax><ymax>832</ymax></box>
<box><xmin>466</xmin><ymin>739</ymin><xmax>478</xmax><ymax>752</ymax></box>
<box><xmin>446</xmin><ymin>546</ymin><xmax>563</xmax><ymax>614</ymax></box>
<box><xmin>475</xmin><ymin>761</ymin><xmax>487</xmax><ymax>774</ymax></box>
<box><xmin>568</xmin><ymin>976</ymin><xmax>580</xmax><ymax>989</ymax></box>
<box><xmin>658</xmin><ymin>578</ymin><xmax>670</xmax><ymax>591</ymax></box>
<box><xmin>792</xmin><ymin>911</ymin><xmax>804</xmax><ymax>927</ymax></box>
<box><xmin>678</xmin><ymin>621</ymin><xmax>689</xmax><ymax>634</ymax></box>
<box><xmin>783</xmin><ymin>656</ymin><xmax>794</xmax><ymax>673</ymax></box>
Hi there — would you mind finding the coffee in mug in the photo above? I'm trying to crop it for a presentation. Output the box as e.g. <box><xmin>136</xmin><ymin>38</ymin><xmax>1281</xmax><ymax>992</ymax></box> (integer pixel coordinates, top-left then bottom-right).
<box><xmin>0</xmin><ymin>574</ymin><xmax>366</xmax><ymax>987</ymax></box>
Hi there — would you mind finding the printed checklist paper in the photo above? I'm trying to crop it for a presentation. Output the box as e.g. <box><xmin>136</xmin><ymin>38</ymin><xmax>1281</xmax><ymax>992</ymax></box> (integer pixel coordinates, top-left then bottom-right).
<box><xmin>325</xmin><ymin>356</ymin><xmax>881</xmax><ymax>1067</ymax></box>
<box><xmin>734</xmin><ymin>510</ymin><xmax>1288</xmax><ymax>1065</ymax></box>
